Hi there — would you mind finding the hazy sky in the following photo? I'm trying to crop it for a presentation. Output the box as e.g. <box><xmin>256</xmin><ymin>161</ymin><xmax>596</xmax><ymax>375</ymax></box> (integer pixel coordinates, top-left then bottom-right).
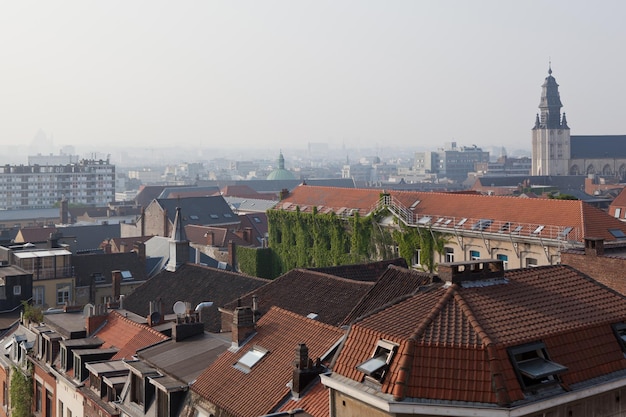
<box><xmin>1</xmin><ymin>1</ymin><xmax>625</xmax><ymax>152</ymax></box>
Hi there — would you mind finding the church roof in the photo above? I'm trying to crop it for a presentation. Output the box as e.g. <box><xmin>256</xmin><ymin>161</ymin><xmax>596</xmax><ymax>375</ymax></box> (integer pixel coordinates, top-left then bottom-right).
<box><xmin>571</xmin><ymin>135</ymin><xmax>626</xmax><ymax>159</ymax></box>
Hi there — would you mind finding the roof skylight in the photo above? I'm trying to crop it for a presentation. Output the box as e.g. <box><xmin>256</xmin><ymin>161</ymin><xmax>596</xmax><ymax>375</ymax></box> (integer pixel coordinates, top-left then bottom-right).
<box><xmin>610</xmin><ymin>229</ymin><xmax>626</xmax><ymax>239</ymax></box>
<box><xmin>234</xmin><ymin>346</ymin><xmax>268</xmax><ymax>373</ymax></box>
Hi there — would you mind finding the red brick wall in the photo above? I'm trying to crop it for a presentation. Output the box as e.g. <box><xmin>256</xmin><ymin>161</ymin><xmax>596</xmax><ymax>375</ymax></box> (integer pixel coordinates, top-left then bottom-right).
<box><xmin>0</xmin><ymin>366</ymin><xmax>7</xmax><ymax>417</ymax></box>
<box><xmin>561</xmin><ymin>252</ymin><xmax>626</xmax><ymax>296</ymax></box>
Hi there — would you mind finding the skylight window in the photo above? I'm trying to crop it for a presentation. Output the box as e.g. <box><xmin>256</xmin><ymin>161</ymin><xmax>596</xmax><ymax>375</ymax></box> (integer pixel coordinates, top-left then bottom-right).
<box><xmin>210</xmin><ymin>214</ymin><xmax>219</xmax><ymax>219</ymax></box>
<box><xmin>508</xmin><ymin>342</ymin><xmax>567</xmax><ymax>390</ymax></box>
<box><xmin>234</xmin><ymin>346</ymin><xmax>268</xmax><ymax>373</ymax></box>
<box><xmin>513</xmin><ymin>225</ymin><xmax>524</xmax><ymax>234</ymax></box>
<box><xmin>253</xmin><ymin>217</ymin><xmax>261</xmax><ymax>223</ymax></box>
<box><xmin>417</xmin><ymin>216</ymin><xmax>432</xmax><ymax>225</ymax></box>
<box><xmin>499</xmin><ymin>222</ymin><xmax>511</xmax><ymax>233</ymax></box>
<box><xmin>609</xmin><ymin>229</ymin><xmax>626</xmax><ymax>239</ymax></box>
<box><xmin>410</xmin><ymin>200</ymin><xmax>421</xmax><ymax>209</ymax></box>
<box><xmin>558</xmin><ymin>226</ymin><xmax>573</xmax><ymax>238</ymax></box>
<box><xmin>189</xmin><ymin>215</ymin><xmax>199</xmax><ymax>220</ymax></box>
<box><xmin>471</xmin><ymin>219</ymin><xmax>492</xmax><ymax>231</ymax></box>
<box><xmin>224</xmin><ymin>213</ymin><xmax>233</xmax><ymax>218</ymax></box>
<box><xmin>121</xmin><ymin>271</ymin><xmax>133</xmax><ymax>280</ymax></box>
<box><xmin>532</xmin><ymin>225</ymin><xmax>545</xmax><ymax>235</ymax></box>
<box><xmin>455</xmin><ymin>218</ymin><xmax>468</xmax><ymax>227</ymax></box>
<box><xmin>356</xmin><ymin>340</ymin><xmax>398</xmax><ymax>383</ymax></box>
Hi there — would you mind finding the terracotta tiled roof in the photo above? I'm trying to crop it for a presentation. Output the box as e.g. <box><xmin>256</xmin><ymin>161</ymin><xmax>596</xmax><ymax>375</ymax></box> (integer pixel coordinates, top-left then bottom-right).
<box><xmin>122</xmin><ymin>263</ymin><xmax>269</xmax><ymax>332</ymax></box>
<box><xmin>341</xmin><ymin>265</ymin><xmax>434</xmax><ymax>325</ymax></box>
<box><xmin>277</xmin><ymin>185</ymin><xmax>626</xmax><ymax>242</ymax></box>
<box><xmin>610</xmin><ymin>187</ymin><xmax>626</xmax><ymax>217</ymax></box>
<box><xmin>191</xmin><ymin>307</ymin><xmax>344</xmax><ymax>417</ymax></box>
<box><xmin>279</xmin><ymin>380</ymin><xmax>330</xmax><ymax>417</ymax></box>
<box><xmin>222</xmin><ymin>269</ymin><xmax>374</xmax><ymax>326</ymax></box>
<box><xmin>93</xmin><ymin>310</ymin><xmax>168</xmax><ymax>360</ymax></box>
<box><xmin>332</xmin><ymin>265</ymin><xmax>626</xmax><ymax>405</ymax></box>
<box><xmin>184</xmin><ymin>225</ymin><xmax>250</xmax><ymax>247</ymax></box>
<box><xmin>307</xmin><ymin>258</ymin><xmax>408</xmax><ymax>282</ymax></box>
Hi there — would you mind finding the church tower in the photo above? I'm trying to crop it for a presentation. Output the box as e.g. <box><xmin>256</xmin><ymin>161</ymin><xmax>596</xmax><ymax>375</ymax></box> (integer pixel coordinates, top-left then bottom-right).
<box><xmin>531</xmin><ymin>65</ymin><xmax>571</xmax><ymax>175</ymax></box>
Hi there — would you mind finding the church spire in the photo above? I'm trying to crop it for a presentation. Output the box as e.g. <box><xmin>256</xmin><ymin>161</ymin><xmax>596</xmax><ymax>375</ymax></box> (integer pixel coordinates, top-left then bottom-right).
<box><xmin>535</xmin><ymin>65</ymin><xmax>565</xmax><ymax>130</ymax></box>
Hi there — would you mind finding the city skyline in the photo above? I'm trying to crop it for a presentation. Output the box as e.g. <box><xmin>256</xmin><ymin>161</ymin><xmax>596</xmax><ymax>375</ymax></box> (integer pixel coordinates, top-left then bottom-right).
<box><xmin>1</xmin><ymin>1</ymin><xmax>625</xmax><ymax>151</ymax></box>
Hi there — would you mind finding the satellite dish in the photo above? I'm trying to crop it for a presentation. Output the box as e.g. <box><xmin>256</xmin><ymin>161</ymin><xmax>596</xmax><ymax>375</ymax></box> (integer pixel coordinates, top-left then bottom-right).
<box><xmin>173</xmin><ymin>301</ymin><xmax>186</xmax><ymax>315</ymax></box>
<box><xmin>149</xmin><ymin>311</ymin><xmax>161</xmax><ymax>325</ymax></box>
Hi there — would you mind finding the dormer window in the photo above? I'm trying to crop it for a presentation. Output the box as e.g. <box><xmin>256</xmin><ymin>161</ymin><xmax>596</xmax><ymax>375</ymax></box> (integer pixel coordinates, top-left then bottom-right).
<box><xmin>356</xmin><ymin>339</ymin><xmax>398</xmax><ymax>383</ymax></box>
<box><xmin>508</xmin><ymin>342</ymin><xmax>567</xmax><ymax>391</ymax></box>
<box><xmin>121</xmin><ymin>270</ymin><xmax>133</xmax><ymax>281</ymax></box>
<box><xmin>234</xmin><ymin>346</ymin><xmax>268</xmax><ymax>373</ymax></box>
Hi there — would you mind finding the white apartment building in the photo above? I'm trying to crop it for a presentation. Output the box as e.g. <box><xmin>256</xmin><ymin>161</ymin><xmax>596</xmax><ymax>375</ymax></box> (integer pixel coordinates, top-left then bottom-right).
<box><xmin>0</xmin><ymin>159</ymin><xmax>115</xmax><ymax>210</ymax></box>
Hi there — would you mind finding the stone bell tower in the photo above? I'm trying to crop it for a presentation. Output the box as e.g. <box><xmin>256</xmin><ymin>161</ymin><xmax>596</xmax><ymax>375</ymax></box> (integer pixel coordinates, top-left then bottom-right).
<box><xmin>531</xmin><ymin>65</ymin><xmax>571</xmax><ymax>176</ymax></box>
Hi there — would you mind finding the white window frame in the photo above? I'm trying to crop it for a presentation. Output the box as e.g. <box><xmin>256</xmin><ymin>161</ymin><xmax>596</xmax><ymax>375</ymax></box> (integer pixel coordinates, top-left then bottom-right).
<box><xmin>356</xmin><ymin>339</ymin><xmax>398</xmax><ymax>383</ymax></box>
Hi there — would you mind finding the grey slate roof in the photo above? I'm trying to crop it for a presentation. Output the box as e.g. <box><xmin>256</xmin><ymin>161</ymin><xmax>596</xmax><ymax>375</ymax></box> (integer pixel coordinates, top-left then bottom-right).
<box><xmin>122</xmin><ymin>263</ymin><xmax>269</xmax><ymax>332</ymax></box>
<box><xmin>72</xmin><ymin>252</ymin><xmax>147</xmax><ymax>288</ymax></box>
<box><xmin>155</xmin><ymin>196</ymin><xmax>238</xmax><ymax>227</ymax></box>
<box><xmin>571</xmin><ymin>135</ymin><xmax>626</xmax><ymax>159</ymax></box>
<box><xmin>198</xmin><ymin>178</ymin><xmax>356</xmax><ymax>194</ymax></box>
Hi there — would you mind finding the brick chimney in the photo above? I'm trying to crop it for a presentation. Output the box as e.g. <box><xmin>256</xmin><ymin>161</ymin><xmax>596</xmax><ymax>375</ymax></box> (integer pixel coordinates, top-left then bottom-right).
<box><xmin>60</xmin><ymin>197</ymin><xmax>68</xmax><ymax>224</ymax></box>
<box><xmin>232</xmin><ymin>306</ymin><xmax>255</xmax><ymax>348</ymax></box>
<box><xmin>206</xmin><ymin>231</ymin><xmax>214</xmax><ymax>246</ymax></box>
<box><xmin>104</xmin><ymin>242</ymin><xmax>112</xmax><ymax>254</ymax></box>
<box><xmin>438</xmin><ymin>259</ymin><xmax>505</xmax><ymax>284</ymax></box>
<box><xmin>584</xmin><ymin>237</ymin><xmax>605</xmax><ymax>257</ymax></box>
<box><xmin>243</xmin><ymin>227</ymin><xmax>252</xmax><ymax>244</ymax></box>
<box><xmin>111</xmin><ymin>270</ymin><xmax>122</xmax><ymax>303</ymax></box>
<box><xmin>133</xmin><ymin>241</ymin><xmax>146</xmax><ymax>262</ymax></box>
<box><xmin>86</xmin><ymin>305</ymin><xmax>108</xmax><ymax>336</ymax></box>
<box><xmin>228</xmin><ymin>240</ymin><xmax>237</xmax><ymax>271</ymax></box>
<box><xmin>291</xmin><ymin>343</ymin><xmax>325</xmax><ymax>398</ymax></box>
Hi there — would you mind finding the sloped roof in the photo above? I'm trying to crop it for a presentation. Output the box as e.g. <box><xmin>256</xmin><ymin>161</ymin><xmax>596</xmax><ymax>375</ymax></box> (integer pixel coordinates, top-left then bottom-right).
<box><xmin>93</xmin><ymin>310</ymin><xmax>169</xmax><ymax>361</ymax></box>
<box><xmin>571</xmin><ymin>135</ymin><xmax>626</xmax><ymax>159</ymax></box>
<box><xmin>341</xmin><ymin>266</ymin><xmax>434</xmax><ymax>325</ymax></box>
<box><xmin>610</xmin><ymin>187</ymin><xmax>626</xmax><ymax>215</ymax></box>
<box><xmin>15</xmin><ymin>224</ymin><xmax>122</xmax><ymax>252</ymax></box>
<box><xmin>279</xmin><ymin>380</ymin><xmax>329</xmax><ymax>417</ymax></box>
<box><xmin>220</xmin><ymin>185</ymin><xmax>275</xmax><ymax>200</ymax></box>
<box><xmin>332</xmin><ymin>265</ymin><xmax>626</xmax><ymax>405</ymax></box>
<box><xmin>135</xmin><ymin>185</ymin><xmax>176</xmax><ymax>208</ymax></box>
<box><xmin>72</xmin><ymin>252</ymin><xmax>147</xmax><ymax>288</ymax></box>
<box><xmin>103</xmin><ymin>236</ymin><xmax>151</xmax><ymax>252</ymax></box>
<box><xmin>307</xmin><ymin>258</ymin><xmax>408</xmax><ymax>282</ymax></box>
<box><xmin>191</xmin><ymin>307</ymin><xmax>344</xmax><ymax>417</ymax></box>
<box><xmin>155</xmin><ymin>196</ymin><xmax>239</xmax><ymax>227</ymax></box>
<box><xmin>277</xmin><ymin>185</ymin><xmax>626</xmax><ymax>242</ymax></box>
<box><xmin>122</xmin><ymin>263</ymin><xmax>269</xmax><ymax>332</ymax></box>
<box><xmin>222</xmin><ymin>269</ymin><xmax>374</xmax><ymax>327</ymax></box>
<box><xmin>157</xmin><ymin>186</ymin><xmax>220</xmax><ymax>199</ymax></box>
<box><xmin>225</xmin><ymin>196</ymin><xmax>278</xmax><ymax>213</ymax></box>
<box><xmin>184</xmin><ymin>225</ymin><xmax>250</xmax><ymax>248</ymax></box>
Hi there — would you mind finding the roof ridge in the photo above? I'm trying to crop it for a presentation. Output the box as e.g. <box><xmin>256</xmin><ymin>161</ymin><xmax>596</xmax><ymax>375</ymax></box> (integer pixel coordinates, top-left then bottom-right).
<box><xmin>290</xmin><ymin>268</ymin><xmax>377</xmax><ymax>284</ymax></box>
<box><xmin>265</xmin><ymin>306</ymin><xmax>343</xmax><ymax>333</ymax></box>
<box><xmin>392</xmin><ymin>285</ymin><xmax>456</xmax><ymax>401</ymax></box>
<box><xmin>108</xmin><ymin>310</ymin><xmax>168</xmax><ymax>340</ymax></box>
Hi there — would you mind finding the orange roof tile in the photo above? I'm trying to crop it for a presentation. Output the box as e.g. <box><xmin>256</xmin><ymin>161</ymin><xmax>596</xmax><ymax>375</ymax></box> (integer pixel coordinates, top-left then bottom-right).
<box><xmin>277</xmin><ymin>185</ymin><xmax>626</xmax><ymax>242</ymax></box>
<box><xmin>332</xmin><ymin>265</ymin><xmax>626</xmax><ymax>405</ymax></box>
<box><xmin>279</xmin><ymin>381</ymin><xmax>330</xmax><ymax>417</ymax></box>
<box><xmin>191</xmin><ymin>307</ymin><xmax>344</xmax><ymax>417</ymax></box>
<box><xmin>93</xmin><ymin>310</ymin><xmax>168</xmax><ymax>360</ymax></box>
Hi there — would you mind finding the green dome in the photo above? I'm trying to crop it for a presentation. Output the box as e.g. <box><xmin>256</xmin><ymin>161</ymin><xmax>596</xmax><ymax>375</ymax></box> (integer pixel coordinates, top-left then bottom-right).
<box><xmin>267</xmin><ymin>151</ymin><xmax>296</xmax><ymax>180</ymax></box>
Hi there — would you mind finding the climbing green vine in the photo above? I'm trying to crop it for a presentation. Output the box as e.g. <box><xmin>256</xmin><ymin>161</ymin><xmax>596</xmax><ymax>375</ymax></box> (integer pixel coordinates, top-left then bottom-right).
<box><xmin>10</xmin><ymin>365</ymin><xmax>33</xmax><ymax>417</ymax></box>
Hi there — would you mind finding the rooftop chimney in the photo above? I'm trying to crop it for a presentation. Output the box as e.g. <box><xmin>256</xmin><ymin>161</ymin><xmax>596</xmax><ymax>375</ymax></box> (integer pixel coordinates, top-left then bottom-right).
<box><xmin>291</xmin><ymin>343</ymin><xmax>324</xmax><ymax>398</ymax></box>
<box><xmin>438</xmin><ymin>259</ymin><xmax>505</xmax><ymax>284</ymax></box>
<box><xmin>584</xmin><ymin>237</ymin><xmax>605</xmax><ymax>257</ymax></box>
<box><xmin>228</xmin><ymin>240</ymin><xmax>237</xmax><ymax>272</ymax></box>
<box><xmin>232</xmin><ymin>306</ymin><xmax>255</xmax><ymax>348</ymax></box>
<box><xmin>111</xmin><ymin>270</ymin><xmax>121</xmax><ymax>303</ymax></box>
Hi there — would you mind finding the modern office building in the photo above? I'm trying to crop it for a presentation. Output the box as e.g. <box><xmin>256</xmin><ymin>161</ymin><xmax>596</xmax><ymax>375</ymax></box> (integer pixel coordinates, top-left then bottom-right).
<box><xmin>0</xmin><ymin>159</ymin><xmax>115</xmax><ymax>210</ymax></box>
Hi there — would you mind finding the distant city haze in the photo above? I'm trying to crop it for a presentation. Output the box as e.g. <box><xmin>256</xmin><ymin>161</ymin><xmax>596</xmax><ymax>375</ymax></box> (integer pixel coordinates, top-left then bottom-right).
<box><xmin>1</xmin><ymin>1</ymin><xmax>624</xmax><ymax>154</ymax></box>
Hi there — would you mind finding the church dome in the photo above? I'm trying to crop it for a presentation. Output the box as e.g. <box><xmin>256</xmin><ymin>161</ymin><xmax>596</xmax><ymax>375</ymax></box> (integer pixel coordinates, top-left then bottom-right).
<box><xmin>266</xmin><ymin>151</ymin><xmax>296</xmax><ymax>180</ymax></box>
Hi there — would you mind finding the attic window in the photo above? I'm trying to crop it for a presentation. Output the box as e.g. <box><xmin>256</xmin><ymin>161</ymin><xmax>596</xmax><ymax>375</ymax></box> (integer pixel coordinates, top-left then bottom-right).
<box><xmin>356</xmin><ymin>339</ymin><xmax>398</xmax><ymax>383</ymax></box>
<box><xmin>410</xmin><ymin>200</ymin><xmax>420</xmax><ymax>208</ymax></box>
<box><xmin>499</xmin><ymin>222</ymin><xmax>511</xmax><ymax>233</ymax></box>
<box><xmin>234</xmin><ymin>346</ymin><xmax>268</xmax><ymax>373</ymax></box>
<box><xmin>508</xmin><ymin>342</ymin><xmax>567</xmax><ymax>390</ymax></box>
<box><xmin>532</xmin><ymin>225</ymin><xmax>545</xmax><ymax>235</ymax></box>
<box><xmin>612</xmin><ymin>323</ymin><xmax>626</xmax><ymax>356</ymax></box>
<box><xmin>92</xmin><ymin>273</ymin><xmax>105</xmax><ymax>283</ymax></box>
<box><xmin>210</xmin><ymin>214</ymin><xmax>219</xmax><ymax>219</ymax></box>
<box><xmin>609</xmin><ymin>229</ymin><xmax>626</xmax><ymax>239</ymax></box>
<box><xmin>455</xmin><ymin>218</ymin><xmax>468</xmax><ymax>227</ymax></box>
<box><xmin>471</xmin><ymin>219</ymin><xmax>492</xmax><ymax>231</ymax></box>
<box><xmin>253</xmin><ymin>217</ymin><xmax>261</xmax><ymax>223</ymax></box>
<box><xmin>558</xmin><ymin>226</ymin><xmax>573</xmax><ymax>238</ymax></box>
<box><xmin>121</xmin><ymin>270</ymin><xmax>133</xmax><ymax>280</ymax></box>
<box><xmin>417</xmin><ymin>216</ymin><xmax>432</xmax><ymax>225</ymax></box>
<box><xmin>224</xmin><ymin>213</ymin><xmax>233</xmax><ymax>218</ymax></box>
<box><xmin>189</xmin><ymin>215</ymin><xmax>199</xmax><ymax>220</ymax></box>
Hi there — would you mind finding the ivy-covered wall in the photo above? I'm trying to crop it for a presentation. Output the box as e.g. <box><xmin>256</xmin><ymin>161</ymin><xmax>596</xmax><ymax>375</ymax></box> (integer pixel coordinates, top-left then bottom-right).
<box><xmin>266</xmin><ymin>208</ymin><xmax>394</xmax><ymax>276</ymax></box>
<box><xmin>236</xmin><ymin>246</ymin><xmax>282</xmax><ymax>279</ymax></box>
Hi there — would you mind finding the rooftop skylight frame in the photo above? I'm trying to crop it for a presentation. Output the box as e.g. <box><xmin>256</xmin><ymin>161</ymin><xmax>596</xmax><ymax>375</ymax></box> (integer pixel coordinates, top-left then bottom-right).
<box><xmin>609</xmin><ymin>229</ymin><xmax>626</xmax><ymax>239</ymax></box>
<box><xmin>508</xmin><ymin>341</ymin><xmax>567</xmax><ymax>391</ymax></box>
<box><xmin>356</xmin><ymin>339</ymin><xmax>398</xmax><ymax>383</ymax></box>
<box><xmin>234</xmin><ymin>346</ymin><xmax>269</xmax><ymax>374</ymax></box>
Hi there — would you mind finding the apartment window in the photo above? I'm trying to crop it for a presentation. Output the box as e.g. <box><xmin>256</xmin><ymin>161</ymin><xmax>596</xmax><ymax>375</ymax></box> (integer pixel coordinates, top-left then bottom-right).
<box><xmin>497</xmin><ymin>254</ymin><xmax>509</xmax><ymax>270</ymax></box>
<box><xmin>470</xmin><ymin>250</ymin><xmax>480</xmax><ymax>260</ymax></box>
<box><xmin>35</xmin><ymin>381</ymin><xmax>42</xmax><ymax>412</ymax></box>
<box><xmin>526</xmin><ymin>258</ymin><xmax>538</xmax><ymax>268</ymax></box>
<box><xmin>356</xmin><ymin>339</ymin><xmax>398</xmax><ymax>383</ymax></box>
<box><xmin>34</xmin><ymin>286</ymin><xmax>45</xmax><ymax>306</ymax></box>
<box><xmin>131</xmin><ymin>373</ymin><xmax>144</xmax><ymax>406</ymax></box>
<box><xmin>13</xmin><ymin>285</ymin><xmax>21</xmax><ymax>296</ymax></box>
<box><xmin>412</xmin><ymin>249</ymin><xmax>421</xmax><ymax>267</ymax></box>
<box><xmin>58</xmin><ymin>400</ymin><xmax>64</xmax><ymax>417</ymax></box>
<box><xmin>616</xmin><ymin>208</ymin><xmax>622</xmax><ymax>218</ymax></box>
<box><xmin>57</xmin><ymin>284</ymin><xmax>71</xmax><ymax>305</ymax></box>
<box><xmin>444</xmin><ymin>247</ymin><xmax>454</xmax><ymax>263</ymax></box>
<box><xmin>508</xmin><ymin>342</ymin><xmax>567</xmax><ymax>390</ymax></box>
